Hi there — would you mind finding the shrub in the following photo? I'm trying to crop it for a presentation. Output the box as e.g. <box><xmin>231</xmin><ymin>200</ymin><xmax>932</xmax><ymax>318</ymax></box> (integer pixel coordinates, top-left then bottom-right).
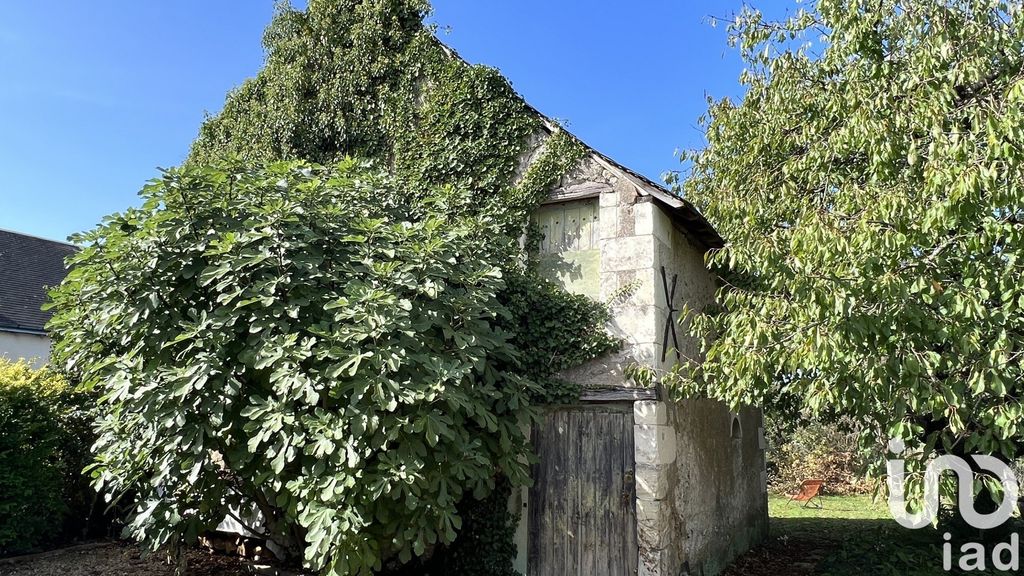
<box><xmin>0</xmin><ymin>360</ymin><xmax>93</xmax><ymax>555</ymax></box>
<box><xmin>766</xmin><ymin>415</ymin><xmax>870</xmax><ymax>496</ymax></box>
<box><xmin>47</xmin><ymin>160</ymin><xmax>540</xmax><ymax>574</ymax></box>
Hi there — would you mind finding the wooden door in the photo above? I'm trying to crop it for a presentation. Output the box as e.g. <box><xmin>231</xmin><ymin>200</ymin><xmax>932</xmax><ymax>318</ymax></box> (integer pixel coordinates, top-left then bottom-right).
<box><xmin>528</xmin><ymin>406</ymin><xmax>637</xmax><ymax>576</ymax></box>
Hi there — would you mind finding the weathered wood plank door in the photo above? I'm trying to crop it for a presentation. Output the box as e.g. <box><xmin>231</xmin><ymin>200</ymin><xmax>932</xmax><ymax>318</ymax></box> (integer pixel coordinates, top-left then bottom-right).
<box><xmin>528</xmin><ymin>406</ymin><xmax>637</xmax><ymax>576</ymax></box>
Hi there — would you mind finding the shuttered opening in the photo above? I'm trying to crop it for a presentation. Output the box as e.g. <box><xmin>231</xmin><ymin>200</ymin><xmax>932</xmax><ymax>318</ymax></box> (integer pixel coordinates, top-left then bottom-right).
<box><xmin>533</xmin><ymin>200</ymin><xmax>601</xmax><ymax>299</ymax></box>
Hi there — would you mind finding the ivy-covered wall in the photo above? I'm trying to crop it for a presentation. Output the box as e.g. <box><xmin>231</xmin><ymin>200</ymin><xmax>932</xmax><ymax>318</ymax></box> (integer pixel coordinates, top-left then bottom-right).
<box><xmin>191</xmin><ymin>2</ymin><xmax>544</xmax><ymax>206</ymax></box>
<box><xmin>184</xmin><ymin>1</ymin><xmax>623</xmax><ymax>573</ymax></box>
<box><xmin>190</xmin><ymin>0</ymin><xmax>621</xmax><ymax>393</ymax></box>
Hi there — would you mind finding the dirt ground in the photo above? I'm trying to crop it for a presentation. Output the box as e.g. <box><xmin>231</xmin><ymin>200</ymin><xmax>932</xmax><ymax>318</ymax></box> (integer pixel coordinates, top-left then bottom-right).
<box><xmin>0</xmin><ymin>542</ymin><xmax>263</xmax><ymax>576</ymax></box>
<box><xmin>721</xmin><ymin>534</ymin><xmax>833</xmax><ymax>576</ymax></box>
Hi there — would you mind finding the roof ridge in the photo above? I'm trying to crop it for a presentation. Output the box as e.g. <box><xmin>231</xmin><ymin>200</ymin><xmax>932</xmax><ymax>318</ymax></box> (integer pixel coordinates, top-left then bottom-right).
<box><xmin>430</xmin><ymin>36</ymin><xmax>677</xmax><ymax>190</ymax></box>
<box><xmin>430</xmin><ymin>35</ymin><xmax>723</xmax><ymax>248</ymax></box>
<box><xmin>0</xmin><ymin>227</ymin><xmax>76</xmax><ymax>247</ymax></box>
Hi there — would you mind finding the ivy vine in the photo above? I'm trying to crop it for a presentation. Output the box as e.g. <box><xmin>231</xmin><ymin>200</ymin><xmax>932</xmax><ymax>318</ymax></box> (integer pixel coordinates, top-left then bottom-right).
<box><xmin>189</xmin><ymin>1</ymin><xmax>617</xmax><ymax>402</ymax></box>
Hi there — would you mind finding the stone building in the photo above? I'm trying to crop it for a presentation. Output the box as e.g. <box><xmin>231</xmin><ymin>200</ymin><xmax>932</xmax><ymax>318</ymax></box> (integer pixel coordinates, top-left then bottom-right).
<box><xmin>509</xmin><ymin>116</ymin><xmax>769</xmax><ymax>576</ymax></box>
<box><xmin>206</xmin><ymin>37</ymin><xmax>768</xmax><ymax>576</ymax></box>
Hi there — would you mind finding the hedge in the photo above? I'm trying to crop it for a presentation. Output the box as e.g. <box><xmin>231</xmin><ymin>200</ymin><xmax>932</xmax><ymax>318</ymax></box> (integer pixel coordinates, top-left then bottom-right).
<box><xmin>0</xmin><ymin>359</ymin><xmax>96</xmax><ymax>555</ymax></box>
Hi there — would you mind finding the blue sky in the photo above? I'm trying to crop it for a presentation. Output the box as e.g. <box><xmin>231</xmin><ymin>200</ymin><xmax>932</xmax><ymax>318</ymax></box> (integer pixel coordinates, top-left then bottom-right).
<box><xmin>0</xmin><ymin>1</ymin><xmax>794</xmax><ymax>243</ymax></box>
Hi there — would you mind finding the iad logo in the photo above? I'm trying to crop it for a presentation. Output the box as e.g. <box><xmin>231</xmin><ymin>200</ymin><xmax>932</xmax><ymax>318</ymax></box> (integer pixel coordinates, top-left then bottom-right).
<box><xmin>886</xmin><ymin>438</ymin><xmax>1019</xmax><ymax>529</ymax></box>
<box><xmin>887</xmin><ymin>439</ymin><xmax>1023</xmax><ymax>572</ymax></box>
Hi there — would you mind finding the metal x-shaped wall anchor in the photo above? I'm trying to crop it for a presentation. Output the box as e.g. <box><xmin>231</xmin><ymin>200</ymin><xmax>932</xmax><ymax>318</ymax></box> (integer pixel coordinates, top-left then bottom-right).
<box><xmin>661</xmin><ymin>266</ymin><xmax>681</xmax><ymax>364</ymax></box>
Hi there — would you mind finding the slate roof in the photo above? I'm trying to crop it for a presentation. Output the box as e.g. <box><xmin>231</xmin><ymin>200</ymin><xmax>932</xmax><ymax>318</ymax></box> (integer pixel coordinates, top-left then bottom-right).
<box><xmin>0</xmin><ymin>229</ymin><xmax>77</xmax><ymax>334</ymax></box>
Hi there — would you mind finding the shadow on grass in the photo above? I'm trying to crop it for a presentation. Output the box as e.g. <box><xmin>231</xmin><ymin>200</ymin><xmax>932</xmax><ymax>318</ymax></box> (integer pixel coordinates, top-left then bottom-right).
<box><xmin>726</xmin><ymin>513</ymin><xmax>1024</xmax><ymax>575</ymax></box>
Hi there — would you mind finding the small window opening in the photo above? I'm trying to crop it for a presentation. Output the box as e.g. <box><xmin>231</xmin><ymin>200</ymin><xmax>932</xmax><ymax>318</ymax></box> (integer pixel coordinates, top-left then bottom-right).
<box><xmin>730</xmin><ymin>414</ymin><xmax>742</xmax><ymax>440</ymax></box>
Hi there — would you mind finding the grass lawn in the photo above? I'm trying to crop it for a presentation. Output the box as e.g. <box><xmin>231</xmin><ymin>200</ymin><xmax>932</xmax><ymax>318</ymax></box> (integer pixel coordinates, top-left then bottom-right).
<box><xmin>723</xmin><ymin>495</ymin><xmax>1024</xmax><ymax>575</ymax></box>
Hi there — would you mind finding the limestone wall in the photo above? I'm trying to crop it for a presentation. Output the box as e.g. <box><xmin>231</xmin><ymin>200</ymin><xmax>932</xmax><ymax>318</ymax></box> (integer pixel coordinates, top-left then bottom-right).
<box><xmin>554</xmin><ymin>162</ymin><xmax>668</xmax><ymax>388</ymax></box>
<box><xmin>650</xmin><ymin>206</ymin><xmax>718</xmax><ymax>370</ymax></box>
<box><xmin>527</xmin><ymin>152</ymin><xmax>768</xmax><ymax>576</ymax></box>
<box><xmin>633</xmin><ymin>212</ymin><xmax>768</xmax><ymax>576</ymax></box>
<box><xmin>635</xmin><ymin>398</ymin><xmax>768</xmax><ymax>576</ymax></box>
<box><xmin>668</xmin><ymin>401</ymin><xmax>768</xmax><ymax>575</ymax></box>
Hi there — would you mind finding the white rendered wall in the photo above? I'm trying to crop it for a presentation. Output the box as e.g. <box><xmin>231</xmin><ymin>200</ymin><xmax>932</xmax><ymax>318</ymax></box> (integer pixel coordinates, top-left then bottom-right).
<box><xmin>0</xmin><ymin>331</ymin><xmax>51</xmax><ymax>368</ymax></box>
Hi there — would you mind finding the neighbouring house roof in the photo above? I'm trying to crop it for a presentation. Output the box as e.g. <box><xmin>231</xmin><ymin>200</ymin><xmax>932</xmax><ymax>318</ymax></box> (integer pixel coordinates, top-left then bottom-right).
<box><xmin>0</xmin><ymin>229</ymin><xmax>77</xmax><ymax>334</ymax></box>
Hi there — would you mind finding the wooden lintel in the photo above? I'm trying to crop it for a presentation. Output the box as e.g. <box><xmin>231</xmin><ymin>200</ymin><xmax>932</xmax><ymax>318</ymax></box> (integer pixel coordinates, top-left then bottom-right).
<box><xmin>579</xmin><ymin>386</ymin><xmax>658</xmax><ymax>403</ymax></box>
<box><xmin>543</xmin><ymin>182</ymin><xmax>612</xmax><ymax>204</ymax></box>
